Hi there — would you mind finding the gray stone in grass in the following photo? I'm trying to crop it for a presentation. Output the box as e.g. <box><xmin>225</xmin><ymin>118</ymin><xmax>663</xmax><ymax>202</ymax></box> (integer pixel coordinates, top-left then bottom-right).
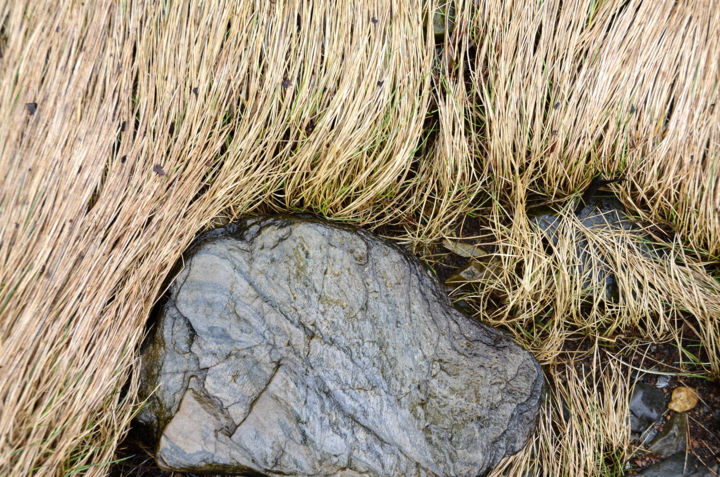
<box><xmin>629</xmin><ymin>382</ymin><xmax>666</xmax><ymax>433</ymax></box>
<box><xmin>648</xmin><ymin>412</ymin><xmax>688</xmax><ymax>458</ymax></box>
<box><xmin>636</xmin><ymin>452</ymin><xmax>716</xmax><ymax>476</ymax></box>
<box><xmin>433</xmin><ymin>4</ymin><xmax>456</xmax><ymax>39</ymax></box>
<box><xmin>137</xmin><ymin>216</ymin><xmax>544</xmax><ymax>476</ymax></box>
<box><xmin>655</xmin><ymin>376</ymin><xmax>671</xmax><ymax>389</ymax></box>
<box><xmin>530</xmin><ymin>194</ymin><xmax>647</xmax><ymax>300</ymax></box>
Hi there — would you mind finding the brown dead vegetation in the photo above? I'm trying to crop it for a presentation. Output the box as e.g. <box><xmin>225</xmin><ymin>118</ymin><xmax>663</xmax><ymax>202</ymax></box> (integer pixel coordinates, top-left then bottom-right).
<box><xmin>0</xmin><ymin>0</ymin><xmax>718</xmax><ymax>475</ymax></box>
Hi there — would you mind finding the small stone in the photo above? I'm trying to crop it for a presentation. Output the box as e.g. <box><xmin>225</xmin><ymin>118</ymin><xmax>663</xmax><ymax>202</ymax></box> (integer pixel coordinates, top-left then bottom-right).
<box><xmin>636</xmin><ymin>452</ymin><xmax>713</xmax><ymax>477</ymax></box>
<box><xmin>633</xmin><ymin>426</ymin><xmax>659</xmax><ymax>447</ymax></box>
<box><xmin>445</xmin><ymin>261</ymin><xmax>483</xmax><ymax>285</ymax></box>
<box><xmin>648</xmin><ymin>413</ymin><xmax>687</xmax><ymax>458</ymax></box>
<box><xmin>668</xmin><ymin>386</ymin><xmax>699</xmax><ymax>413</ymax></box>
<box><xmin>655</xmin><ymin>375</ymin><xmax>671</xmax><ymax>389</ymax></box>
<box><xmin>432</xmin><ymin>4</ymin><xmax>456</xmax><ymax>39</ymax></box>
<box><xmin>529</xmin><ymin>193</ymin><xmax>647</xmax><ymax>301</ymax></box>
<box><xmin>446</xmin><ymin>258</ymin><xmax>507</xmax><ymax>305</ymax></box>
<box><xmin>629</xmin><ymin>382</ymin><xmax>666</xmax><ymax>433</ymax></box>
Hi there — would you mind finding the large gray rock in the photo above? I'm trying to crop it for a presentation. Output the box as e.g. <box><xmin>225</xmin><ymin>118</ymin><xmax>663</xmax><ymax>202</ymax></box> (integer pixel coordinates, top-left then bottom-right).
<box><xmin>138</xmin><ymin>216</ymin><xmax>543</xmax><ymax>476</ymax></box>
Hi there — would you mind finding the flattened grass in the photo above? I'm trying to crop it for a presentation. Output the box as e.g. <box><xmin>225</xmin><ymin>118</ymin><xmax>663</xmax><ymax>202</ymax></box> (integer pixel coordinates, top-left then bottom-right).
<box><xmin>471</xmin><ymin>0</ymin><xmax>720</xmax><ymax>257</ymax></box>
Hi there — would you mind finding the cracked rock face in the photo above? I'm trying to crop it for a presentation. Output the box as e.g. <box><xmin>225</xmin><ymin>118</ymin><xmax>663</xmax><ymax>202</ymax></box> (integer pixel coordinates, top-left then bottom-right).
<box><xmin>138</xmin><ymin>216</ymin><xmax>543</xmax><ymax>476</ymax></box>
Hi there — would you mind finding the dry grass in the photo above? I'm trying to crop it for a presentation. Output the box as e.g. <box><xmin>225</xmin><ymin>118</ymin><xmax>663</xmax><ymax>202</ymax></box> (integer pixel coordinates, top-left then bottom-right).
<box><xmin>489</xmin><ymin>347</ymin><xmax>633</xmax><ymax>477</ymax></box>
<box><xmin>1</xmin><ymin>0</ymin><xmax>718</xmax><ymax>476</ymax></box>
<box><xmin>471</xmin><ymin>0</ymin><xmax>720</xmax><ymax>257</ymax></box>
<box><xmin>456</xmin><ymin>200</ymin><xmax>720</xmax><ymax>372</ymax></box>
<box><xmin>1</xmin><ymin>1</ymin><xmax>435</xmax><ymax>474</ymax></box>
<box><xmin>399</xmin><ymin>0</ymin><xmax>484</xmax><ymax>249</ymax></box>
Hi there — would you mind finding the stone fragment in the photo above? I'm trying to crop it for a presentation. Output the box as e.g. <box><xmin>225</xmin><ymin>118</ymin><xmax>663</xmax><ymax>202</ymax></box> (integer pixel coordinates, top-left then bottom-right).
<box><xmin>432</xmin><ymin>4</ymin><xmax>456</xmax><ymax>39</ymax></box>
<box><xmin>636</xmin><ymin>452</ymin><xmax>716</xmax><ymax>477</ymax></box>
<box><xmin>445</xmin><ymin>261</ymin><xmax>484</xmax><ymax>285</ymax></box>
<box><xmin>629</xmin><ymin>382</ymin><xmax>666</xmax><ymax>433</ymax></box>
<box><xmin>648</xmin><ymin>413</ymin><xmax>688</xmax><ymax>458</ymax></box>
<box><xmin>442</xmin><ymin>239</ymin><xmax>488</xmax><ymax>259</ymax></box>
<box><xmin>138</xmin><ymin>217</ymin><xmax>544</xmax><ymax>476</ymax></box>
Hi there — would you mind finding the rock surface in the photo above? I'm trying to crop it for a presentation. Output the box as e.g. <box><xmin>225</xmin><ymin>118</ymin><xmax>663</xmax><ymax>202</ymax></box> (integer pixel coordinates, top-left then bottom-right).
<box><xmin>138</xmin><ymin>216</ymin><xmax>544</xmax><ymax>476</ymax></box>
<box><xmin>636</xmin><ymin>452</ymin><xmax>716</xmax><ymax>477</ymax></box>
<box><xmin>649</xmin><ymin>413</ymin><xmax>688</xmax><ymax>458</ymax></box>
<box><xmin>629</xmin><ymin>382</ymin><xmax>666</xmax><ymax>433</ymax></box>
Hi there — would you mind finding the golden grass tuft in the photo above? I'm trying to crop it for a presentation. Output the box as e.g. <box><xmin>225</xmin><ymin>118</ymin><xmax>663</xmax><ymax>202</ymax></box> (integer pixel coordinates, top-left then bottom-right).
<box><xmin>399</xmin><ymin>0</ymin><xmax>484</xmax><ymax>249</ymax></box>
<box><xmin>471</xmin><ymin>0</ymin><xmax>720</xmax><ymax>257</ymax></box>
<box><xmin>1</xmin><ymin>0</ymin><xmax>719</xmax><ymax>475</ymax></box>
<box><xmin>489</xmin><ymin>348</ymin><xmax>633</xmax><ymax>477</ymax></box>
<box><xmin>456</xmin><ymin>200</ymin><xmax>720</xmax><ymax>373</ymax></box>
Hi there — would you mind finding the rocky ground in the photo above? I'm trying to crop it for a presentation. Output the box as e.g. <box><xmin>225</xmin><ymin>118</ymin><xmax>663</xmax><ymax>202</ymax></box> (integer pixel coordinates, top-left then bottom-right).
<box><xmin>110</xmin><ymin>206</ymin><xmax>720</xmax><ymax>476</ymax></box>
<box><xmin>111</xmin><ymin>338</ymin><xmax>720</xmax><ymax>477</ymax></box>
<box><xmin>111</xmin><ymin>294</ymin><xmax>720</xmax><ymax>477</ymax></box>
<box><xmin>622</xmin><ymin>338</ymin><xmax>720</xmax><ymax>475</ymax></box>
